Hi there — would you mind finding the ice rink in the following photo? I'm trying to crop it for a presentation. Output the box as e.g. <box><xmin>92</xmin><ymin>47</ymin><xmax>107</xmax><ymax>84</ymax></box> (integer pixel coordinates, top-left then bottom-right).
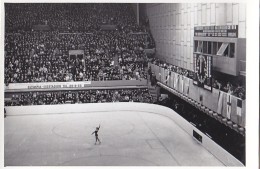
<box><xmin>5</xmin><ymin>110</ymin><xmax>224</xmax><ymax>166</ymax></box>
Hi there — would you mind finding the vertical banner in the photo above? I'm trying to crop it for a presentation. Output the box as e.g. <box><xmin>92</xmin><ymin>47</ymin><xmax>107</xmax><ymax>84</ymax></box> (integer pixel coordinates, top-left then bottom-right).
<box><xmin>242</xmin><ymin>100</ymin><xmax>246</xmax><ymax>127</ymax></box>
<box><xmin>199</xmin><ymin>88</ymin><xmax>207</xmax><ymax>105</ymax></box>
<box><xmin>236</xmin><ymin>98</ymin><xmax>242</xmax><ymax>125</ymax></box>
<box><xmin>172</xmin><ymin>71</ymin><xmax>175</xmax><ymax>89</ymax></box>
<box><xmin>226</xmin><ymin>93</ymin><xmax>232</xmax><ymax>120</ymax></box>
<box><xmin>174</xmin><ymin>72</ymin><xmax>179</xmax><ymax>90</ymax></box>
<box><xmin>151</xmin><ymin>64</ymin><xmax>155</xmax><ymax>72</ymax></box>
<box><xmin>217</xmin><ymin>90</ymin><xmax>224</xmax><ymax>115</ymax></box>
<box><xmin>183</xmin><ymin>76</ymin><xmax>187</xmax><ymax>94</ymax></box>
<box><xmin>173</xmin><ymin>72</ymin><xmax>176</xmax><ymax>89</ymax></box>
<box><xmin>176</xmin><ymin>74</ymin><xmax>180</xmax><ymax>91</ymax></box>
<box><xmin>200</xmin><ymin>94</ymin><xmax>203</xmax><ymax>103</ymax></box>
<box><xmin>158</xmin><ymin>66</ymin><xmax>161</xmax><ymax>81</ymax></box>
<box><xmin>181</xmin><ymin>75</ymin><xmax>184</xmax><ymax>93</ymax></box>
<box><xmin>155</xmin><ymin>65</ymin><xmax>160</xmax><ymax>80</ymax></box>
<box><xmin>211</xmin><ymin>88</ymin><xmax>220</xmax><ymax>110</ymax></box>
<box><xmin>170</xmin><ymin>71</ymin><xmax>174</xmax><ymax>88</ymax></box>
<box><xmin>162</xmin><ymin>67</ymin><xmax>165</xmax><ymax>83</ymax></box>
<box><xmin>159</xmin><ymin>67</ymin><xmax>164</xmax><ymax>82</ymax></box>
<box><xmin>185</xmin><ymin>77</ymin><xmax>190</xmax><ymax>95</ymax></box>
<box><xmin>165</xmin><ymin>69</ymin><xmax>169</xmax><ymax>85</ymax></box>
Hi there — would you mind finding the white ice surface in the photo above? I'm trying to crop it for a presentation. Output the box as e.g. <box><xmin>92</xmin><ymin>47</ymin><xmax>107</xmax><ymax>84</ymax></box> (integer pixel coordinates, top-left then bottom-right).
<box><xmin>5</xmin><ymin>110</ymin><xmax>224</xmax><ymax>166</ymax></box>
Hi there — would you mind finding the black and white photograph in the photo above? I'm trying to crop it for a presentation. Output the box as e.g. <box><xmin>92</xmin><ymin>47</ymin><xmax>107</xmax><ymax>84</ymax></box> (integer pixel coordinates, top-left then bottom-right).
<box><xmin>1</xmin><ymin>1</ymin><xmax>259</xmax><ymax>168</ymax></box>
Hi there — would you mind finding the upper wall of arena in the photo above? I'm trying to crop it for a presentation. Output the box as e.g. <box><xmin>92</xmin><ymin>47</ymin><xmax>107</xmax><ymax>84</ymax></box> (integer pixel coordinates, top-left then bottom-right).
<box><xmin>144</xmin><ymin>3</ymin><xmax>246</xmax><ymax>70</ymax></box>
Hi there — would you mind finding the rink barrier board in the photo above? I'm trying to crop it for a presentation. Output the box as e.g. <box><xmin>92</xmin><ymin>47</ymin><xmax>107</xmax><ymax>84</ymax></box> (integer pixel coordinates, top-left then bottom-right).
<box><xmin>4</xmin><ymin>79</ymin><xmax>148</xmax><ymax>92</ymax></box>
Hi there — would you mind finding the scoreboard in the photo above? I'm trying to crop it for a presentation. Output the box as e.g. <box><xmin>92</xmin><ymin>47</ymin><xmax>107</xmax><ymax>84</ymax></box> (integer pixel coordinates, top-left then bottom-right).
<box><xmin>193</xmin><ymin>54</ymin><xmax>213</xmax><ymax>91</ymax></box>
<box><xmin>194</xmin><ymin>25</ymin><xmax>238</xmax><ymax>38</ymax></box>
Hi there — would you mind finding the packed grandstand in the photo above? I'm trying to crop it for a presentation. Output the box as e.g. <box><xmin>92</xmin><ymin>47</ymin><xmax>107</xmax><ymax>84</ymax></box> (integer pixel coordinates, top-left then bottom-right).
<box><xmin>4</xmin><ymin>3</ymin><xmax>244</xmax><ymax>100</ymax></box>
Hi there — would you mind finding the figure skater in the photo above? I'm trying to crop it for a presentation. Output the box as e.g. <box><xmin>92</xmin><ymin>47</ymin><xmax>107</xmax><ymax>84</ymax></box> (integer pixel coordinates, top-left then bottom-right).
<box><xmin>91</xmin><ymin>124</ymin><xmax>101</xmax><ymax>145</ymax></box>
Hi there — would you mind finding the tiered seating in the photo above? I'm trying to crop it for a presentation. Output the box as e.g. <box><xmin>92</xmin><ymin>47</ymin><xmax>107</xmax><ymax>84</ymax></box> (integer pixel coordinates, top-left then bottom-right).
<box><xmin>5</xmin><ymin>4</ymin><xmax>155</xmax><ymax>84</ymax></box>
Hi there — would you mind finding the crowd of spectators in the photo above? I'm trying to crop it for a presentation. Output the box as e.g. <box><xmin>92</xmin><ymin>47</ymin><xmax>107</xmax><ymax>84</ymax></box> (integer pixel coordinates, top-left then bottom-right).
<box><xmin>5</xmin><ymin>88</ymin><xmax>153</xmax><ymax>106</ymax></box>
<box><xmin>151</xmin><ymin>58</ymin><xmax>246</xmax><ymax>99</ymax></box>
<box><xmin>151</xmin><ymin>58</ymin><xmax>197</xmax><ymax>79</ymax></box>
<box><xmin>5</xmin><ymin>3</ymin><xmax>245</xmax><ymax>98</ymax></box>
<box><xmin>5</xmin><ymin>4</ymin><xmax>140</xmax><ymax>32</ymax></box>
<box><xmin>4</xmin><ymin>31</ymin><xmax>149</xmax><ymax>83</ymax></box>
<box><xmin>5</xmin><ymin>4</ymin><xmax>156</xmax><ymax>84</ymax></box>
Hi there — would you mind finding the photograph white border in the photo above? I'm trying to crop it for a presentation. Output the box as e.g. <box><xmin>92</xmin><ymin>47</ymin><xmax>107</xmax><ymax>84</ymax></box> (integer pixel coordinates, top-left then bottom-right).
<box><xmin>0</xmin><ymin>0</ymin><xmax>258</xmax><ymax>169</ymax></box>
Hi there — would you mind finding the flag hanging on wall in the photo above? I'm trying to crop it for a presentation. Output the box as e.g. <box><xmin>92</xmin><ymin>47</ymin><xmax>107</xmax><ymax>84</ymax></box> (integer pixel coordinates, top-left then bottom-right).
<box><xmin>226</xmin><ymin>93</ymin><xmax>232</xmax><ymax>120</ymax></box>
<box><xmin>181</xmin><ymin>75</ymin><xmax>184</xmax><ymax>93</ymax></box>
<box><xmin>173</xmin><ymin>72</ymin><xmax>178</xmax><ymax>89</ymax></box>
<box><xmin>170</xmin><ymin>71</ymin><xmax>174</xmax><ymax>88</ymax></box>
<box><xmin>151</xmin><ymin>64</ymin><xmax>154</xmax><ymax>73</ymax></box>
<box><xmin>217</xmin><ymin>91</ymin><xmax>224</xmax><ymax>115</ymax></box>
<box><xmin>160</xmin><ymin>67</ymin><xmax>164</xmax><ymax>82</ymax></box>
<box><xmin>165</xmin><ymin>69</ymin><xmax>169</xmax><ymax>85</ymax></box>
<box><xmin>237</xmin><ymin>98</ymin><xmax>242</xmax><ymax>117</ymax></box>
<box><xmin>200</xmin><ymin>95</ymin><xmax>203</xmax><ymax>102</ymax></box>
<box><xmin>176</xmin><ymin>74</ymin><xmax>179</xmax><ymax>90</ymax></box>
<box><xmin>186</xmin><ymin>77</ymin><xmax>190</xmax><ymax>95</ymax></box>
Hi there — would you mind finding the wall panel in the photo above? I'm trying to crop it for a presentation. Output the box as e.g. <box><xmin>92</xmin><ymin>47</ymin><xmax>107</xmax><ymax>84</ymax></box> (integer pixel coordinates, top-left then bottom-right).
<box><xmin>232</xmin><ymin>4</ymin><xmax>239</xmax><ymax>25</ymax></box>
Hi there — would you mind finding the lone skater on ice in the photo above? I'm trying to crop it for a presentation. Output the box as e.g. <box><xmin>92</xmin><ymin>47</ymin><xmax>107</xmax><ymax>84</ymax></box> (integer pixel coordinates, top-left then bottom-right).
<box><xmin>92</xmin><ymin>124</ymin><xmax>101</xmax><ymax>145</ymax></box>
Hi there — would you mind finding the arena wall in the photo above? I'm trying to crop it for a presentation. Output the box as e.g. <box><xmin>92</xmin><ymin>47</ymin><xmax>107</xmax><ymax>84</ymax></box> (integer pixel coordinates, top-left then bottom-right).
<box><xmin>145</xmin><ymin>3</ymin><xmax>246</xmax><ymax>70</ymax></box>
<box><xmin>5</xmin><ymin>102</ymin><xmax>243</xmax><ymax>166</ymax></box>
